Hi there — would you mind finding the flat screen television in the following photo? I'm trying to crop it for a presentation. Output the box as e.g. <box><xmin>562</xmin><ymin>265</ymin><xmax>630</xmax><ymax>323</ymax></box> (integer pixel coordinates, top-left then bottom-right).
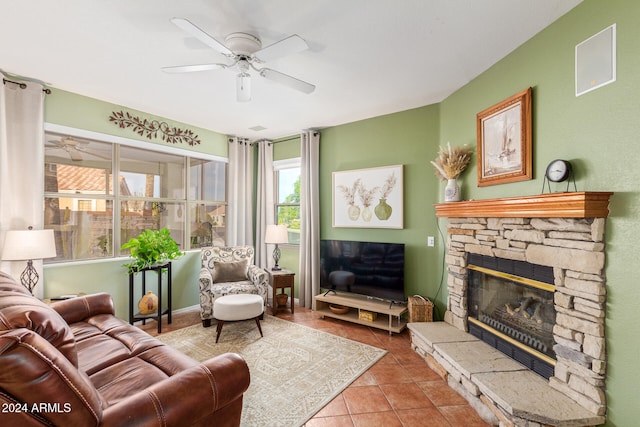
<box><xmin>320</xmin><ymin>239</ymin><xmax>405</xmax><ymax>303</ymax></box>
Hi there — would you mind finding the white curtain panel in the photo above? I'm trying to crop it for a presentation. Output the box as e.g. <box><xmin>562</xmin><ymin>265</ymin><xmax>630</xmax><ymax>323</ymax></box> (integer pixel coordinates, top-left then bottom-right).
<box><xmin>255</xmin><ymin>140</ymin><xmax>274</xmax><ymax>269</ymax></box>
<box><xmin>0</xmin><ymin>75</ymin><xmax>46</xmax><ymax>297</ymax></box>
<box><xmin>298</xmin><ymin>131</ymin><xmax>320</xmax><ymax>308</ymax></box>
<box><xmin>226</xmin><ymin>137</ymin><xmax>254</xmax><ymax>246</ymax></box>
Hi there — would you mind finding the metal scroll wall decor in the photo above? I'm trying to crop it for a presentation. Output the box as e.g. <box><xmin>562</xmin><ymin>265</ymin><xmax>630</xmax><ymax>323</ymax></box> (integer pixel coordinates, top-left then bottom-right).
<box><xmin>108</xmin><ymin>110</ymin><xmax>201</xmax><ymax>146</ymax></box>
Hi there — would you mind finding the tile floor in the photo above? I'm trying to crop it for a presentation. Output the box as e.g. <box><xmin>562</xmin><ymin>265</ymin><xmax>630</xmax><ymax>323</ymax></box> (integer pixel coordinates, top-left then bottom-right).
<box><xmin>140</xmin><ymin>301</ymin><xmax>490</xmax><ymax>427</ymax></box>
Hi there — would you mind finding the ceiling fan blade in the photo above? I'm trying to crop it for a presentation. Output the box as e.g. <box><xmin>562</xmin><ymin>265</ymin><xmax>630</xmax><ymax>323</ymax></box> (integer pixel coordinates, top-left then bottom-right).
<box><xmin>67</xmin><ymin>149</ymin><xmax>83</xmax><ymax>162</ymax></box>
<box><xmin>254</xmin><ymin>35</ymin><xmax>309</xmax><ymax>62</ymax></box>
<box><xmin>170</xmin><ymin>18</ymin><xmax>233</xmax><ymax>56</ymax></box>
<box><xmin>74</xmin><ymin>147</ymin><xmax>111</xmax><ymax>161</ymax></box>
<box><xmin>259</xmin><ymin>68</ymin><xmax>315</xmax><ymax>94</ymax></box>
<box><xmin>162</xmin><ymin>63</ymin><xmax>226</xmax><ymax>73</ymax></box>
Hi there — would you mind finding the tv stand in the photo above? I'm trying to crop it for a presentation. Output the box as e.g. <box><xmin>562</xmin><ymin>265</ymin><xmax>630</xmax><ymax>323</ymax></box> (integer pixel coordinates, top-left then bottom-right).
<box><xmin>313</xmin><ymin>292</ymin><xmax>407</xmax><ymax>335</ymax></box>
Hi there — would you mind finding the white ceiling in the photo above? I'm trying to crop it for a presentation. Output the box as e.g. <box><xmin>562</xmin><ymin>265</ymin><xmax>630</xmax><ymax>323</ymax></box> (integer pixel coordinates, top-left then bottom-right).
<box><xmin>2</xmin><ymin>0</ymin><xmax>582</xmax><ymax>141</ymax></box>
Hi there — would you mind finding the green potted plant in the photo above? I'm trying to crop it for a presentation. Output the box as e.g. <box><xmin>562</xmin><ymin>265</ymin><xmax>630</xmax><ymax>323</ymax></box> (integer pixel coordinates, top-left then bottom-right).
<box><xmin>121</xmin><ymin>228</ymin><xmax>183</xmax><ymax>274</ymax></box>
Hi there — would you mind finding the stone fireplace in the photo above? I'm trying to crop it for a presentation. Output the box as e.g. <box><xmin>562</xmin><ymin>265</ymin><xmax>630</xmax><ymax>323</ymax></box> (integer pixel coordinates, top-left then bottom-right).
<box><xmin>409</xmin><ymin>192</ymin><xmax>612</xmax><ymax>426</ymax></box>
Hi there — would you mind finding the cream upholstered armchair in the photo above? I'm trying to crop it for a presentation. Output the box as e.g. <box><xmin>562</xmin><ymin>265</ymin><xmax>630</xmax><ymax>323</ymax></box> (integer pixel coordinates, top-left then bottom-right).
<box><xmin>199</xmin><ymin>246</ymin><xmax>268</xmax><ymax>327</ymax></box>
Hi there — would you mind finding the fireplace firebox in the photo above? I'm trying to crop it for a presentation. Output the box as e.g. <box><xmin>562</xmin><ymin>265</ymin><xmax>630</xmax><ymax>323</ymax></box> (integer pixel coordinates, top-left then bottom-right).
<box><xmin>466</xmin><ymin>254</ymin><xmax>556</xmax><ymax>379</ymax></box>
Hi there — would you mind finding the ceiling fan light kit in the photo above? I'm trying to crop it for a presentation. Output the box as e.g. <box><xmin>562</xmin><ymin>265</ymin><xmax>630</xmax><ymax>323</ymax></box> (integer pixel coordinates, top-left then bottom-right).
<box><xmin>164</xmin><ymin>18</ymin><xmax>315</xmax><ymax>102</ymax></box>
<box><xmin>236</xmin><ymin>72</ymin><xmax>251</xmax><ymax>102</ymax></box>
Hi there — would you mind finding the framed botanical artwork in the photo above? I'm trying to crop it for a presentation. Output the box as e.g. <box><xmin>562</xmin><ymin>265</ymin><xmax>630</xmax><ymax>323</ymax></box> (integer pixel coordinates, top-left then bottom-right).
<box><xmin>332</xmin><ymin>164</ymin><xmax>403</xmax><ymax>228</ymax></box>
<box><xmin>476</xmin><ymin>87</ymin><xmax>532</xmax><ymax>186</ymax></box>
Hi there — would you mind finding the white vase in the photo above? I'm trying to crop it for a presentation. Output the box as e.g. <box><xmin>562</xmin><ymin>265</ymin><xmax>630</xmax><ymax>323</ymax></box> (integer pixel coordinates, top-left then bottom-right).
<box><xmin>361</xmin><ymin>206</ymin><xmax>373</xmax><ymax>222</ymax></box>
<box><xmin>444</xmin><ymin>178</ymin><xmax>461</xmax><ymax>202</ymax></box>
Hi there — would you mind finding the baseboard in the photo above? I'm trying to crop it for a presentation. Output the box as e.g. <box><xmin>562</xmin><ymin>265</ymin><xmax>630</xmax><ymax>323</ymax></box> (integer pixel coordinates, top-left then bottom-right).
<box><xmin>172</xmin><ymin>304</ymin><xmax>200</xmax><ymax>314</ymax></box>
<box><xmin>131</xmin><ymin>304</ymin><xmax>199</xmax><ymax>326</ymax></box>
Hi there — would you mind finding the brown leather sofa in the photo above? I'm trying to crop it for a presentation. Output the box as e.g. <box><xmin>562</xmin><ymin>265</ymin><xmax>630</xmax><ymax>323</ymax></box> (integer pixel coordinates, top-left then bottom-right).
<box><xmin>0</xmin><ymin>271</ymin><xmax>250</xmax><ymax>426</ymax></box>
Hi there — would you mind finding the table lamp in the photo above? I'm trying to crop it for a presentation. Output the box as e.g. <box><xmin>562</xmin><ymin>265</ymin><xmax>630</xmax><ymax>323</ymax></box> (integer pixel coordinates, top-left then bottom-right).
<box><xmin>264</xmin><ymin>224</ymin><xmax>288</xmax><ymax>271</ymax></box>
<box><xmin>2</xmin><ymin>227</ymin><xmax>57</xmax><ymax>295</ymax></box>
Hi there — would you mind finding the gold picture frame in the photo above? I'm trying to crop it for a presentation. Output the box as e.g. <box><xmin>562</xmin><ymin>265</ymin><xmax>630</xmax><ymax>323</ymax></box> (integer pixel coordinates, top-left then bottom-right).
<box><xmin>476</xmin><ymin>88</ymin><xmax>532</xmax><ymax>186</ymax></box>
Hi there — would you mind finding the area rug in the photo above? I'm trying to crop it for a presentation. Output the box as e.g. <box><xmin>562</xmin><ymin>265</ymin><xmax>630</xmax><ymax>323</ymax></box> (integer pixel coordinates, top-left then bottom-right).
<box><xmin>157</xmin><ymin>315</ymin><xmax>386</xmax><ymax>427</ymax></box>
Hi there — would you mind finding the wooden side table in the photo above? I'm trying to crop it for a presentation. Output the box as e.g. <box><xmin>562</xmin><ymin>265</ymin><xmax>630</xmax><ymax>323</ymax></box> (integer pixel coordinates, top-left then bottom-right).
<box><xmin>268</xmin><ymin>269</ymin><xmax>295</xmax><ymax>314</ymax></box>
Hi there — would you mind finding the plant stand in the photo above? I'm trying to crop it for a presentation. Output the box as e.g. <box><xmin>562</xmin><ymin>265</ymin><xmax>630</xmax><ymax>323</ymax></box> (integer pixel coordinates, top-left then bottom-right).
<box><xmin>129</xmin><ymin>262</ymin><xmax>172</xmax><ymax>334</ymax></box>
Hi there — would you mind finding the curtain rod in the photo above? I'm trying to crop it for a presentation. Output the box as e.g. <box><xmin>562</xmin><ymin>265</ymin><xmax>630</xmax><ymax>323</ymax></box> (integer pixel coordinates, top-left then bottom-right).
<box><xmin>270</xmin><ymin>136</ymin><xmax>299</xmax><ymax>145</ymax></box>
<box><xmin>3</xmin><ymin>78</ymin><xmax>51</xmax><ymax>94</ymax></box>
<box><xmin>228</xmin><ymin>136</ymin><xmax>295</xmax><ymax>146</ymax></box>
<box><xmin>229</xmin><ymin>131</ymin><xmax>319</xmax><ymax>146</ymax></box>
<box><xmin>269</xmin><ymin>131</ymin><xmax>319</xmax><ymax>146</ymax></box>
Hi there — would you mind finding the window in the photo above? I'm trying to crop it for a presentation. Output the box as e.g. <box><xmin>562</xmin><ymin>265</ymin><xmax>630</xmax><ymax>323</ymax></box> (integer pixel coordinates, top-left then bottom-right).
<box><xmin>118</xmin><ymin>145</ymin><xmax>186</xmax><ymax>255</ymax></box>
<box><xmin>189</xmin><ymin>157</ymin><xmax>227</xmax><ymax>248</ymax></box>
<box><xmin>44</xmin><ymin>129</ymin><xmax>227</xmax><ymax>262</ymax></box>
<box><xmin>274</xmin><ymin>158</ymin><xmax>300</xmax><ymax>245</ymax></box>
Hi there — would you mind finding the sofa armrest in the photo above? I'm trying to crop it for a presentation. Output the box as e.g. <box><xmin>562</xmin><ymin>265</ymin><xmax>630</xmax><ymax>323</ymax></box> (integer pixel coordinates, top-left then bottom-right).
<box><xmin>199</xmin><ymin>267</ymin><xmax>213</xmax><ymax>293</ymax></box>
<box><xmin>247</xmin><ymin>265</ymin><xmax>268</xmax><ymax>300</ymax></box>
<box><xmin>0</xmin><ymin>329</ymin><xmax>104</xmax><ymax>426</ymax></box>
<box><xmin>101</xmin><ymin>352</ymin><xmax>250</xmax><ymax>427</ymax></box>
<box><xmin>199</xmin><ymin>268</ymin><xmax>214</xmax><ymax>321</ymax></box>
<box><xmin>51</xmin><ymin>293</ymin><xmax>115</xmax><ymax>324</ymax></box>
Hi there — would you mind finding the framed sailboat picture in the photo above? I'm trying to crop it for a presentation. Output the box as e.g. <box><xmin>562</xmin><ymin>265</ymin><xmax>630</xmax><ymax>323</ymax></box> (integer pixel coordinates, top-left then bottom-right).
<box><xmin>476</xmin><ymin>88</ymin><xmax>532</xmax><ymax>186</ymax></box>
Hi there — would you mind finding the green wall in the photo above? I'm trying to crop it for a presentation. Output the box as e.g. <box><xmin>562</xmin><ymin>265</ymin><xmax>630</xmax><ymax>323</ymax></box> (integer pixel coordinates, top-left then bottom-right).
<box><xmin>46</xmin><ymin>88</ymin><xmax>228</xmax><ymax>158</ymax></box>
<box><xmin>45</xmin><ymin>252</ymin><xmax>201</xmax><ymax>321</ymax></box>
<box><xmin>273</xmin><ymin>136</ymin><xmax>301</xmax><ymax>161</ymax></box>
<box><xmin>439</xmin><ymin>1</ymin><xmax>639</xmax><ymax>425</ymax></box>
<box><xmin>274</xmin><ymin>109</ymin><xmax>444</xmax><ymax>307</ymax></box>
<box><xmin>319</xmin><ymin>105</ymin><xmax>443</xmax><ymax>311</ymax></box>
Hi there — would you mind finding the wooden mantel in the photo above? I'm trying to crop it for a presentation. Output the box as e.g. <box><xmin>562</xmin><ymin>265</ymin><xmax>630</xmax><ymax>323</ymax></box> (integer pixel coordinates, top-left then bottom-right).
<box><xmin>435</xmin><ymin>191</ymin><xmax>613</xmax><ymax>218</ymax></box>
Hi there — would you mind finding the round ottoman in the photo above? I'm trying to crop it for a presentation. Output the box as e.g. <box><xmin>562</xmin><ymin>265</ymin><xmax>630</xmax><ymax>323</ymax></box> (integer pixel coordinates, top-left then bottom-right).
<box><xmin>213</xmin><ymin>294</ymin><xmax>264</xmax><ymax>343</ymax></box>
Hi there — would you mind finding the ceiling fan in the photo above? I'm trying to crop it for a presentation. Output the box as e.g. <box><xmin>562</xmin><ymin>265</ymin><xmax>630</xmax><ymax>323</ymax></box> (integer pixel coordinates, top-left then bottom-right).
<box><xmin>45</xmin><ymin>137</ymin><xmax>110</xmax><ymax>162</ymax></box>
<box><xmin>163</xmin><ymin>18</ymin><xmax>316</xmax><ymax>102</ymax></box>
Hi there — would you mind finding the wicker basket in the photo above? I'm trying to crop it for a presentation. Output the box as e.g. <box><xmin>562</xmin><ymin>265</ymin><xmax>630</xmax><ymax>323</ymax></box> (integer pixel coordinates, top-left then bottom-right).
<box><xmin>408</xmin><ymin>295</ymin><xmax>433</xmax><ymax>323</ymax></box>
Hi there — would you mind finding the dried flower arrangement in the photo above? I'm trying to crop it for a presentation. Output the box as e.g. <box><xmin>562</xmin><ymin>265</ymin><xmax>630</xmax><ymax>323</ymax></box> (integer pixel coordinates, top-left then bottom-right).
<box><xmin>380</xmin><ymin>172</ymin><xmax>397</xmax><ymax>199</ymax></box>
<box><xmin>358</xmin><ymin>184</ymin><xmax>379</xmax><ymax>208</ymax></box>
<box><xmin>337</xmin><ymin>179</ymin><xmax>361</xmax><ymax>205</ymax></box>
<box><xmin>430</xmin><ymin>142</ymin><xmax>474</xmax><ymax>181</ymax></box>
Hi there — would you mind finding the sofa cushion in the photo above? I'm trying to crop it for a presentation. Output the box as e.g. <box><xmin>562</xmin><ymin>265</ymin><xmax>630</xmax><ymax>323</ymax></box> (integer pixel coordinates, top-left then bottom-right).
<box><xmin>214</xmin><ymin>259</ymin><xmax>249</xmax><ymax>283</ymax></box>
<box><xmin>89</xmin><ymin>343</ymin><xmax>199</xmax><ymax>405</ymax></box>
<box><xmin>91</xmin><ymin>357</ymin><xmax>171</xmax><ymax>405</ymax></box>
<box><xmin>0</xmin><ymin>272</ymin><xmax>78</xmax><ymax>367</ymax></box>
<box><xmin>211</xmin><ymin>281</ymin><xmax>260</xmax><ymax>298</ymax></box>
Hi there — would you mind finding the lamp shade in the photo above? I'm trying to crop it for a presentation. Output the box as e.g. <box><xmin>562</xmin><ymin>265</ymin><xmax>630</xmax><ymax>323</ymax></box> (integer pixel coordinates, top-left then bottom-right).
<box><xmin>264</xmin><ymin>224</ymin><xmax>288</xmax><ymax>244</ymax></box>
<box><xmin>2</xmin><ymin>228</ymin><xmax>57</xmax><ymax>261</ymax></box>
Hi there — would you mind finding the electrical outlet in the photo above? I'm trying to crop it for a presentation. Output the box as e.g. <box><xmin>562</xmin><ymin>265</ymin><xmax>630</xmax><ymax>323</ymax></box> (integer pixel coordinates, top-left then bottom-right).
<box><xmin>427</xmin><ymin>236</ymin><xmax>435</xmax><ymax>247</ymax></box>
